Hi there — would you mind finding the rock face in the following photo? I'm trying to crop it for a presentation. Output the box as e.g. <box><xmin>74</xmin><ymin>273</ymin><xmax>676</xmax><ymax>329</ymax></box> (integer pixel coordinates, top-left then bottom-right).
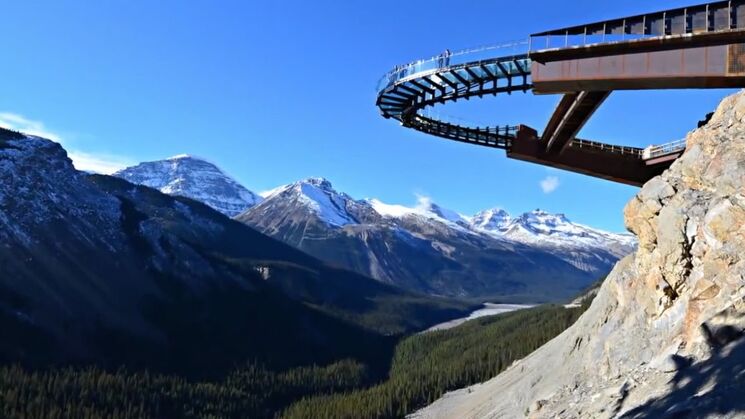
<box><xmin>412</xmin><ymin>91</ymin><xmax>745</xmax><ymax>418</ymax></box>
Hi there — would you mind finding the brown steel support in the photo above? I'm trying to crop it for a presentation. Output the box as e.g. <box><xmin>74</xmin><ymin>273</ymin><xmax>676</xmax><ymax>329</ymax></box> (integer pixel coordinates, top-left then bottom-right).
<box><xmin>542</xmin><ymin>93</ymin><xmax>579</xmax><ymax>143</ymax></box>
<box><xmin>544</xmin><ymin>91</ymin><xmax>611</xmax><ymax>154</ymax></box>
<box><xmin>532</xmin><ymin>43</ymin><xmax>745</xmax><ymax>94</ymax></box>
<box><xmin>508</xmin><ymin>126</ymin><xmax>672</xmax><ymax>186</ymax></box>
<box><xmin>530</xmin><ymin>28</ymin><xmax>745</xmax><ymax>63</ymax></box>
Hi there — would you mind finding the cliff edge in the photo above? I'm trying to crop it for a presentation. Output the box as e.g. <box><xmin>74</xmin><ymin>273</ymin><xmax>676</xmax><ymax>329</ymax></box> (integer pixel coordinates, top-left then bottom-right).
<box><xmin>412</xmin><ymin>90</ymin><xmax>745</xmax><ymax>418</ymax></box>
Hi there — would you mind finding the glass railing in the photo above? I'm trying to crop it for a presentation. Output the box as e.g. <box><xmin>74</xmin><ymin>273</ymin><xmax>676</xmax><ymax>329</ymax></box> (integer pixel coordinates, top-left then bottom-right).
<box><xmin>642</xmin><ymin>139</ymin><xmax>687</xmax><ymax>159</ymax></box>
<box><xmin>377</xmin><ymin>40</ymin><xmax>530</xmax><ymax>93</ymax></box>
<box><xmin>529</xmin><ymin>33</ymin><xmax>661</xmax><ymax>52</ymax></box>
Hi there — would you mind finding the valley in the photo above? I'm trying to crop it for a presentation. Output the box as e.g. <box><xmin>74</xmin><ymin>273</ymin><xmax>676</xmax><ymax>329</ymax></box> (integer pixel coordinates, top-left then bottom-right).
<box><xmin>3</xmin><ymin>1</ymin><xmax>743</xmax><ymax>416</ymax></box>
<box><xmin>0</xmin><ymin>127</ymin><xmax>601</xmax><ymax>418</ymax></box>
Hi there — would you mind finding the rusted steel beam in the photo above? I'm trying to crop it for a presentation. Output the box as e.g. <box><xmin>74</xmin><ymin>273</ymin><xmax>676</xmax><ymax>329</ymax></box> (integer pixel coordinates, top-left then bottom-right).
<box><xmin>541</xmin><ymin>93</ymin><xmax>580</xmax><ymax>142</ymax></box>
<box><xmin>508</xmin><ymin>126</ymin><xmax>670</xmax><ymax>186</ymax></box>
<box><xmin>530</xmin><ymin>28</ymin><xmax>745</xmax><ymax>63</ymax></box>
<box><xmin>532</xmin><ymin>43</ymin><xmax>745</xmax><ymax>94</ymax></box>
<box><xmin>544</xmin><ymin>91</ymin><xmax>611</xmax><ymax>154</ymax></box>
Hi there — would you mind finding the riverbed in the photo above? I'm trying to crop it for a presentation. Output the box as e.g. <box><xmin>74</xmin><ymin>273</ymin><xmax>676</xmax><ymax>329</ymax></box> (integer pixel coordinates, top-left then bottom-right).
<box><xmin>424</xmin><ymin>303</ymin><xmax>534</xmax><ymax>332</ymax></box>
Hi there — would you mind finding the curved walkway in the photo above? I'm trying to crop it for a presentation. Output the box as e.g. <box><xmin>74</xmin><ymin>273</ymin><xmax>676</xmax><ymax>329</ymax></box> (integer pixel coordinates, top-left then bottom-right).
<box><xmin>373</xmin><ymin>2</ymin><xmax>745</xmax><ymax>185</ymax></box>
<box><xmin>376</xmin><ymin>45</ymin><xmax>531</xmax><ymax>150</ymax></box>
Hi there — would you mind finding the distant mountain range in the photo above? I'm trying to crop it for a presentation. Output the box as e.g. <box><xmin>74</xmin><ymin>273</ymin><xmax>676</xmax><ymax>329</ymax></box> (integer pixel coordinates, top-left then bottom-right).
<box><xmin>0</xmin><ymin>130</ymin><xmax>470</xmax><ymax>375</ymax></box>
<box><xmin>116</xmin><ymin>158</ymin><xmax>635</xmax><ymax>301</ymax></box>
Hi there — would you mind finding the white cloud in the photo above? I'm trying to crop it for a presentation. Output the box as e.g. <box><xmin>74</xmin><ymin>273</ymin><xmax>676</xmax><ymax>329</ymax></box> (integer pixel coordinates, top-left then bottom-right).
<box><xmin>540</xmin><ymin>176</ymin><xmax>560</xmax><ymax>194</ymax></box>
<box><xmin>0</xmin><ymin>112</ymin><xmax>62</xmax><ymax>142</ymax></box>
<box><xmin>414</xmin><ymin>193</ymin><xmax>434</xmax><ymax>211</ymax></box>
<box><xmin>0</xmin><ymin>112</ymin><xmax>133</xmax><ymax>174</ymax></box>
<box><xmin>67</xmin><ymin>151</ymin><xmax>132</xmax><ymax>174</ymax></box>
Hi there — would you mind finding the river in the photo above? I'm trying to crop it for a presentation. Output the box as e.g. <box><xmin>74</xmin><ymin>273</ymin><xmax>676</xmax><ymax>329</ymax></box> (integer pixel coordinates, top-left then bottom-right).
<box><xmin>424</xmin><ymin>303</ymin><xmax>534</xmax><ymax>333</ymax></box>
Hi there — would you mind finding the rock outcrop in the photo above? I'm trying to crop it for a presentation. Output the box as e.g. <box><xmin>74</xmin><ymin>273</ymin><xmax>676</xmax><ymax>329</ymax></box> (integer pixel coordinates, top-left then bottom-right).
<box><xmin>412</xmin><ymin>90</ymin><xmax>745</xmax><ymax>418</ymax></box>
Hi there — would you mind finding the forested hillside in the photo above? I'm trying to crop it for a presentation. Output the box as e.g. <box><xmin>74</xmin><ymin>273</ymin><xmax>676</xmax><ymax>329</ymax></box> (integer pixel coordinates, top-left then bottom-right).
<box><xmin>0</xmin><ymin>303</ymin><xmax>589</xmax><ymax>418</ymax></box>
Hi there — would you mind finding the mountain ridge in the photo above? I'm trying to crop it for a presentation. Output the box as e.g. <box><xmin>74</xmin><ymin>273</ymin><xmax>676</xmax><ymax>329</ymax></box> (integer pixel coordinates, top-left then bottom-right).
<box><xmin>0</xmin><ymin>130</ymin><xmax>473</xmax><ymax>377</ymax></box>
<box><xmin>115</xmin><ymin>158</ymin><xmax>635</xmax><ymax>300</ymax></box>
<box><xmin>238</xmin><ymin>177</ymin><xmax>635</xmax><ymax>300</ymax></box>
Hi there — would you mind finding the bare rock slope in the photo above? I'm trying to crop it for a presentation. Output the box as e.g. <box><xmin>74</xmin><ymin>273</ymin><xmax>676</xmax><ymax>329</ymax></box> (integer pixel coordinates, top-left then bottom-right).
<box><xmin>412</xmin><ymin>91</ymin><xmax>745</xmax><ymax>419</ymax></box>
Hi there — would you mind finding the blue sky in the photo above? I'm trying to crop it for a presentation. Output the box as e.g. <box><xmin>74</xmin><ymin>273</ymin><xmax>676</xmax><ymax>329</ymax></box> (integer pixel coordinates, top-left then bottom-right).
<box><xmin>0</xmin><ymin>0</ymin><xmax>734</xmax><ymax>232</ymax></box>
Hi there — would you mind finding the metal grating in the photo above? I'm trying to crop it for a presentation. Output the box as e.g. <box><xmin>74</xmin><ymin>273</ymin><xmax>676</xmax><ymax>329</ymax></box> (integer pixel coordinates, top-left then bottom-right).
<box><xmin>729</xmin><ymin>44</ymin><xmax>745</xmax><ymax>75</ymax></box>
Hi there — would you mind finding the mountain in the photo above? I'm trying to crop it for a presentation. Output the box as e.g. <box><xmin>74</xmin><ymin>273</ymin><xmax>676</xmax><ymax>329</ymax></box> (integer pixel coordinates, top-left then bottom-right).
<box><xmin>0</xmin><ymin>129</ymin><xmax>471</xmax><ymax>377</ymax></box>
<box><xmin>413</xmin><ymin>90</ymin><xmax>745</xmax><ymax>418</ymax></box>
<box><xmin>469</xmin><ymin>208</ymin><xmax>511</xmax><ymax>231</ymax></box>
<box><xmin>113</xmin><ymin>157</ymin><xmax>634</xmax><ymax>301</ymax></box>
<box><xmin>237</xmin><ymin>178</ymin><xmax>635</xmax><ymax>301</ymax></box>
<box><xmin>114</xmin><ymin>155</ymin><xmax>262</xmax><ymax>217</ymax></box>
<box><xmin>473</xmin><ymin>209</ymin><xmax>636</xmax><ymax>273</ymax></box>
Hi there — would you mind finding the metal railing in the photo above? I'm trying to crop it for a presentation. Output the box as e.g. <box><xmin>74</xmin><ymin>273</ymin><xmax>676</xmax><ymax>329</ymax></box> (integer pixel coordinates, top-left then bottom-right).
<box><xmin>643</xmin><ymin>139</ymin><xmax>687</xmax><ymax>159</ymax></box>
<box><xmin>416</xmin><ymin>110</ymin><xmax>518</xmax><ymax>136</ymax></box>
<box><xmin>571</xmin><ymin>138</ymin><xmax>644</xmax><ymax>157</ymax></box>
<box><xmin>529</xmin><ymin>1</ymin><xmax>745</xmax><ymax>53</ymax></box>
<box><xmin>529</xmin><ymin>33</ymin><xmax>658</xmax><ymax>52</ymax></box>
<box><xmin>376</xmin><ymin>40</ymin><xmax>530</xmax><ymax>93</ymax></box>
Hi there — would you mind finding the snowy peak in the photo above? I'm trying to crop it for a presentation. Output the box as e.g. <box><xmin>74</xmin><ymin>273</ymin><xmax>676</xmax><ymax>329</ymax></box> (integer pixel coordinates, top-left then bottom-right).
<box><xmin>470</xmin><ymin>208</ymin><xmax>511</xmax><ymax>232</ymax></box>
<box><xmin>167</xmin><ymin>154</ymin><xmax>193</xmax><ymax>160</ymax></box>
<box><xmin>114</xmin><ymin>156</ymin><xmax>262</xmax><ymax>217</ymax></box>
<box><xmin>260</xmin><ymin>177</ymin><xmax>359</xmax><ymax>227</ymax></box>
<box><xmin>302</xmin><ymin>177</ymin><xmax>334</xmax><ymax>189</ymax></box>
<box><xmin>416</xmin><ymin>197</ymin><xmax>467</xmax><ymax>225</ymax></box>
<box><xmin>368</xmin><ymin>196</ymin><xmax>467</xmax><ymax>228</ymax></box>
<box><xmin>500</xmin><ymin>209</ymin><xmax>635</xmax><ymax>252</ymax></box>
<box><xmin>510</xmin><ymin>209</ymin><xmax>573</xmax><ymax>235</ymax></box>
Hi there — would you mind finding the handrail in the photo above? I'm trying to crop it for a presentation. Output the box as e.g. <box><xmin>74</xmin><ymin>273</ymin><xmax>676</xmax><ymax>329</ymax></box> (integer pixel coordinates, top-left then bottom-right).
<box><xmin>376</xmin><ymin>40</ymin><xmax>530</xmax><ymax>93</ymax></box>
<box><xmin>643</xmin><ymin>139</ymin><xmax>687</xmax><ymax>159</ymax></box>
<box><xmin>571</xmin><ymin>138</ymin><xmax>644</xmax><ymax>157</ymax></box>
<box><xmin>414</xmin><ymin>113</ymin><xmax>518</xmax><ymax>136</ymax></box>
<box><xmin>419</xmin><ymin>109</ymin><xmax>505</xmax><ymax>131</ymax></box>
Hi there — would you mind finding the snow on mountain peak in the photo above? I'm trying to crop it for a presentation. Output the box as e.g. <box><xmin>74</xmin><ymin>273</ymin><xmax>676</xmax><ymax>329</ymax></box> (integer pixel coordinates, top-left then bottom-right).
<box><xmin>167</xmin><ymin>154</ymin><xmax>193</xmax><ymax>160</ymax></box>
<box><xmin>414</xmin><ymin>195</ymin><xmax>467</xmax><ymax>225</ymax></box>
<box><xmin>114</xmin><ymin>156</ymin><xmax>262</xmax><ymax>217</ymax></box>
<box><xmin>367</xmin><ymin>199</ymin><xmax>407</xmax><ymax>216</ymax></box>
<box><xmin>260</xmin><ymin>177</ymin><xmax>357</xmax><ymax>227</ymax></box>
<box><xmin>515</xmin><ymin>209</ymin><xmax>571</xmax><ymax>230</ymax></box>
<box><xmin>466</xmin><ymin>206</ymin><xmax>635</xmax><ymax>258</ymax></box>
<box><xmin>302</xmin><ymin>177</ymin><xmax>333</xmax><ymax>188</ymax></box>
<box><xmin>367</xmin><ymin>196</ymin><xmax>469</xmax><ymax>231</ymax></box>
<box><xmin>470</xmin><ymin>208</ymin><xmax>511</xmax><ymax>232</ymax></box>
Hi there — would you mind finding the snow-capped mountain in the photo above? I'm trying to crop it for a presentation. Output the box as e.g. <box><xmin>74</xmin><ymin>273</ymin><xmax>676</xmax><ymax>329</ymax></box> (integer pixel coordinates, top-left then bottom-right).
<box><xmin>470</xmin><ymin>208</ymin><xmax>511</xmax><ymax>232</ymax></box>
<box><xmin>114</xmin><ymin>155</ymin><xmax>262</xmax><ymax>217</ymax></box>
<box><xmin>256</xmin><ymin>177</ymin><xmax>360</xmax><ymax>227</ymax></box>
<box><xmin>237</xmin><ymin>177</ymin><xmax>636</xmax><ymax>300</ymax></box>
<box><xmin>471</xmin><ymin>209</ymin><xmax>635</xmax><ymax>273</ymax></box>
<box><xmin>470</xmin><ymin>209</ymin><xmax>635</xmax><ymax>254</ymax></box>
<box><xmin>115</xmin><ymin>154</ymin><xmax>635</xmax><ymax>300</ymax></box>
<box><xmin>495</xmin><ymin>209</ymin><xmax>636</xmax><ymax>251</ymax></box>
<box><xmin>0</xmin><ymin>130</ymin><xmax>465</xmax><ymax>371</ymax></box>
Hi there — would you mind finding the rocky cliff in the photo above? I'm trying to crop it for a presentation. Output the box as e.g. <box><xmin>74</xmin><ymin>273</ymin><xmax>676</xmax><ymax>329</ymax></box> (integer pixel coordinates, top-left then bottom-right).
<box><xmin>412</xmin><ymin>91</ymin><xmax>745</xmax><ymax>418</ymax></box>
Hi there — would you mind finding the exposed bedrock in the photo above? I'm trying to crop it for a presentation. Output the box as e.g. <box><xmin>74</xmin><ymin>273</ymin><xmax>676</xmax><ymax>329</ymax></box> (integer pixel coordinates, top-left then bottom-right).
<box><xmin>412</xmin><ymin>90</ymin><xmax>745</xmax><ymax>419</ymax></box>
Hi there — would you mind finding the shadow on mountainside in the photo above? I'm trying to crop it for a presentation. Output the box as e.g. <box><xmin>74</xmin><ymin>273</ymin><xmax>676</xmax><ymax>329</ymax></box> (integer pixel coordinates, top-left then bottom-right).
<box><xmin>621</xmin><ymin>337</ymin><xmax>745</xmax><ymax>418</ymax></box>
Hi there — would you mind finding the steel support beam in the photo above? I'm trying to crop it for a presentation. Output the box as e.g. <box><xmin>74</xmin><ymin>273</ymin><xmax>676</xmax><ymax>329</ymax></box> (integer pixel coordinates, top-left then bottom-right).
<box><xmin>544</xmin><ymin>91</ymin><xmax>611</xmax><ymax>154</ymax></box>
